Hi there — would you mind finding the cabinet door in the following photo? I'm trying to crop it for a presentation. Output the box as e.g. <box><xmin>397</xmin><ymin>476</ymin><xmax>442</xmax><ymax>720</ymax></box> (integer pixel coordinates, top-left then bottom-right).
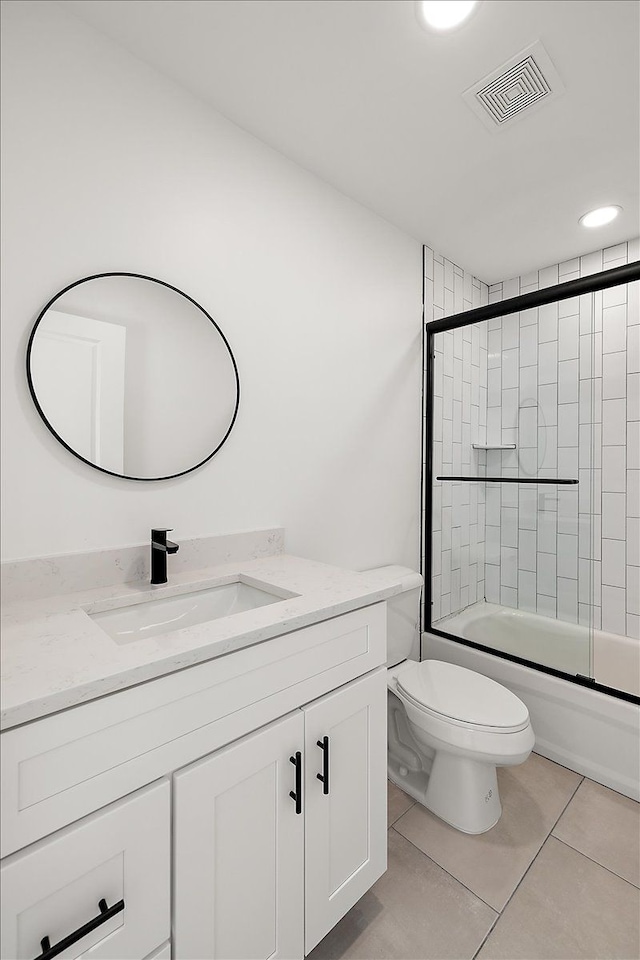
<box><xmin>303</xmin><ymin>668</ymin><xmax>387</xmax><ymax>954</ymax></box>
<box><xmin>173</xmin><ymin>711</ymin><xmax>305</xmax><ymax>960</ymax></box>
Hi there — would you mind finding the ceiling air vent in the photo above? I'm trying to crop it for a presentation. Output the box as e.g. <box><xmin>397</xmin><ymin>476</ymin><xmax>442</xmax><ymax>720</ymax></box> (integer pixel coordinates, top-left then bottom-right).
<box><xmin>463</xmin><ymin>40</ymin><xmax>565</xmax><ymax>132</ymax></box>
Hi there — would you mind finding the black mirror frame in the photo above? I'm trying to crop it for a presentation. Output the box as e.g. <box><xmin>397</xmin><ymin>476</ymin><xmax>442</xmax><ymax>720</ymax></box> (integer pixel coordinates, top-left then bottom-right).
<box><xmin>26</xmin><ymin>272</ymin><xmax>241</xmax><ymax>481</ymax></box>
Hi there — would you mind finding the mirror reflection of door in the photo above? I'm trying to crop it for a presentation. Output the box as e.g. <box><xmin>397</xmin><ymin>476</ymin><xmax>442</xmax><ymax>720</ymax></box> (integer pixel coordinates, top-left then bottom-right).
<box><xmin>28</xmin><ymin>274</ymin><xmax>240</xmax><ymax>480</ymax></box>
<box><xmin>29</xmin><ymin>310</ymin><xmax>126</xmax><ymax>472</ymax></box>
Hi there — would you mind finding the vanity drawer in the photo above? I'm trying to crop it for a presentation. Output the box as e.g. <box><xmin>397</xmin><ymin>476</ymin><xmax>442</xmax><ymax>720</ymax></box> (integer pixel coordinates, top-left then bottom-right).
<box><xmin>0</xmin><ymin>779</ymin><xmax>170</xmax><ymax>960</ymax></box>
<box><xmin>1</xmin><ymin>603</ymin><xmax>386</xmax><ymax>855</ymax></box>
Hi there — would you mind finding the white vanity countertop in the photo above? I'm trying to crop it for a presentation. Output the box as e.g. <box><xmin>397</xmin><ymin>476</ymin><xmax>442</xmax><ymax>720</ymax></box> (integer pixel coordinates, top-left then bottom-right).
<box><xmin>1</xmin><ymin>555</ymin><xmax>417</xmax><ymax>730</ymax></box>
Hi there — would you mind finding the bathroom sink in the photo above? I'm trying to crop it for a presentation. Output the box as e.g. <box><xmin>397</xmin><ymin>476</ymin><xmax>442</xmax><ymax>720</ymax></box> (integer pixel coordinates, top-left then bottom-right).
<box><xmin>89</xmin><ymin>579</ymin><xmax>293</xmax><ymax>644</ymax></box>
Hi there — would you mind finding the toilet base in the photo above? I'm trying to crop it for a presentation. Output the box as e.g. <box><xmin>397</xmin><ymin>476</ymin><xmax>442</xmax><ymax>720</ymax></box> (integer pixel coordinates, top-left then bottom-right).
<box><xmin>425</xmin><ymin>752</ymin><xmax>501</xmax><ymax>834</ymax></box>
<box><xmin>388</xmin><ymin>751</ymin><xmax>502</xmax><ymax>834</ymax></box>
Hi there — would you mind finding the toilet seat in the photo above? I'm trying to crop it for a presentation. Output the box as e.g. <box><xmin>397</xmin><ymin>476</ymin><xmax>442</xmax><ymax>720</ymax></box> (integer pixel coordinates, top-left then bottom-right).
<box><xmin>396</xmin><ymin>660</ymin><xmax>530</xmax><ymax>734</ymax></box>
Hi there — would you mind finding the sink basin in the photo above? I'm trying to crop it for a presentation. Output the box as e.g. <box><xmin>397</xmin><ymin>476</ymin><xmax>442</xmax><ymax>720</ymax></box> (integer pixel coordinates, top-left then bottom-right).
<box><xmin>90</xmin><ymin>579</ymin><xmax>292</xmax><ymax>644</ymax></box>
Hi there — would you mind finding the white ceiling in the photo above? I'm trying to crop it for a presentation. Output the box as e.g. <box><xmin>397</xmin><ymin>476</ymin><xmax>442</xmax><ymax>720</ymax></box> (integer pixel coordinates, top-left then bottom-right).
<box><xmin>59</xmin><ymin>0</ymin><xmax>639</xmax><ymax>283</ymax></box>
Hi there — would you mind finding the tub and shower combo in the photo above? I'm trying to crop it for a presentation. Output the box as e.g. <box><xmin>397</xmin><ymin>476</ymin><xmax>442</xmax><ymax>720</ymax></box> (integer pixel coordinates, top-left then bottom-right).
<box><xmin>422</xmin><ymin>249</ymin><xmax>640</xmax><ymax>801</ymax></box>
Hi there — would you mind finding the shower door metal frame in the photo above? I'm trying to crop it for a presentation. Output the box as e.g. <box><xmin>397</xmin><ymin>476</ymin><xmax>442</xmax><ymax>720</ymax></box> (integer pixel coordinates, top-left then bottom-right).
<box><xmin>423</xmin><ymin>259</ymin><xmax>640</xmax><ymax>705</ymax></box>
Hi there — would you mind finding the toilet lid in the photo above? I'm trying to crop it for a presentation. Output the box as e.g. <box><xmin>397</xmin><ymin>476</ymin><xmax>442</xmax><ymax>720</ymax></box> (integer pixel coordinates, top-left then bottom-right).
<box><xmin>396</xmin><ymin>660</ymin><xmax>530</xmax><ymax>731</ymax></box>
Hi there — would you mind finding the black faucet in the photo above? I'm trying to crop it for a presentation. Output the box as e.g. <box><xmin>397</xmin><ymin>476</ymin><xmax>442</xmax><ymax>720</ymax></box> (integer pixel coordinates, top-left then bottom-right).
<box><xmin>151</xmin><ymin>528</ymin><xmax>179</xmax><ymax>584</ymax></box>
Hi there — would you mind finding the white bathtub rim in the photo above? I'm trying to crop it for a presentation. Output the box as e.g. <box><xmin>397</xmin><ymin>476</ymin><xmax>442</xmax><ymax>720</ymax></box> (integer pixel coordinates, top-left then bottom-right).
<box><xmin>431</xmin><ymin>598</ymin><xmax>639</xmax><ymax>697</ymax></box>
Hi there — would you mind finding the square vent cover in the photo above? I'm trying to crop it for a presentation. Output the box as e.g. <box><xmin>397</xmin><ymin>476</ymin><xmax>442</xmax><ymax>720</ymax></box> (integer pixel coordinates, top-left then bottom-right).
<box><xmin>463</xmin><ymin>40</ymin><xmax>565</xmax><ymax>132</ymax></box>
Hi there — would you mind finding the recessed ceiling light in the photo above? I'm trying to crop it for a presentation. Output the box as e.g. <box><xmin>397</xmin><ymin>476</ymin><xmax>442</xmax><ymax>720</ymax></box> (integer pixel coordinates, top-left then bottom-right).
<box><xmin>579</xmin><ymin>205</ymin><xmax>622</xmax><ymax>228</ymax></box>
<box><xmin>417</xmin><ymin>1</ymin><xmax>479</xmax><ymax>32</ymax></box>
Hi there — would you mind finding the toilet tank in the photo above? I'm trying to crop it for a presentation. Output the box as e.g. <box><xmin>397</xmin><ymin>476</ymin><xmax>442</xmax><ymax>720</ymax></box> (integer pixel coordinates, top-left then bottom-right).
<box><xmin>362</xmin><ymin>566</ymin><xmax>423</xmax><ymax>666</ymax></box>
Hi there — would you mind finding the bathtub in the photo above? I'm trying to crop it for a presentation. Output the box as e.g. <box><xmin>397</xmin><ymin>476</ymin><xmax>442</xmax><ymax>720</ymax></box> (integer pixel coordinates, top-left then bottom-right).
<box><xmin>423</xmin><ymin>610</ymin><xmax>640</xmax><ymax>801</ymax></box>
<box><xmin>433</xmin><ymin>601</ymin><xmax>639</xmax><ymax>698</ymax></box>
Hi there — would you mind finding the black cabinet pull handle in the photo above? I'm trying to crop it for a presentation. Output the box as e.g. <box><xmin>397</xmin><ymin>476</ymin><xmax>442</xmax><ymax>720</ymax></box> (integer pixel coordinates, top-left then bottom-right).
<box><xmin>316</xmin><ymin>736</ymin><xmax>330</xmax><ymax>795</ymax></box>
<box><xmin>289</xmin><ymin>751</ymin><xmax>302</xmax><ymax>814</ymax></box>
<box><xmin>34</xmin><ymin>897</ymin><xmax>125</xmax><ymax>960</ymax></box>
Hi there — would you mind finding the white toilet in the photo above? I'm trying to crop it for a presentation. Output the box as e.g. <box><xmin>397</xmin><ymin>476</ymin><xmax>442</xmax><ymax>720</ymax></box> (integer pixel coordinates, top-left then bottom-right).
<box><xmin>365</xmin><ymin>565</ymin><xmax>535</xmax><ymax>835</ymax></box>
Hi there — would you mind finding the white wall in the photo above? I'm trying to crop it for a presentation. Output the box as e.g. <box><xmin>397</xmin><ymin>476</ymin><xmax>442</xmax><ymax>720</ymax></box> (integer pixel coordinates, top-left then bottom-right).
<box><xmin>0</xmin><ymin>0</ymin><xmax>422</xmax><ymax>568</ymax></box>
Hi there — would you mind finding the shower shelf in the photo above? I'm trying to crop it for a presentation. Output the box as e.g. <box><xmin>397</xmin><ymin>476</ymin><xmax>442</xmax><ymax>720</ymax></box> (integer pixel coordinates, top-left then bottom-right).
<box><xmin>436</xmin><ymin>476</ymin><xmax>578</xmax><ymax>484</ymax></box>
<box><xmin>471</xmin><ymin>444</ymin><xmax>516</xmax><ymax>450</ymax></box>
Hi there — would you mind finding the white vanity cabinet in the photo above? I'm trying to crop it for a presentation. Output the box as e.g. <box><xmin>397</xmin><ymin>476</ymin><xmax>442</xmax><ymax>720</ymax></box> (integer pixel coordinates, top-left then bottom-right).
<box><xmin>1</xmin><ymin>602</ymin><xmax>388</xmax><ymax>960</ymax></box>
<box><xmin>173</xmin><ymin>668</ymin><xmax>387</xmax><ymax>960</ymax></box>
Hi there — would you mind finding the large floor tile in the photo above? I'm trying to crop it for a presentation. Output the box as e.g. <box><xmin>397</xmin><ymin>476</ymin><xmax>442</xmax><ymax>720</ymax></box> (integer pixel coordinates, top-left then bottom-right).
<box><xmin>388</xmin><ymin>780</ymin><xmax>415</xmax><ymax>827</ymax></box>
<box><xmin>476</xmin><ymin>836</ymin><xmax>640</xmax><ymax>959</ymax></box>
<box><xmin>393</xmin><ymin>752</ymin><xmax>582</xmax><ymax>910</ymax></box>
<box><xmin>552</xmin><ymin>777</ymin><xmax>640</xmax><ymax>887</ymax></box>
<box><xmin>307</xmin><ymin>829</ymin><xmax>496</xmax><ymax>960</ymax></box>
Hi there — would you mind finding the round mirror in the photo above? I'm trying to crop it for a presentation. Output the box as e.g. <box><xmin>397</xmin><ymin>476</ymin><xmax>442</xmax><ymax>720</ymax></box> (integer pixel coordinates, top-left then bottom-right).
<box><xmin>27</xmin><ymin>273</ymin><xmax>240</xmax><ymax>480</ymax></box>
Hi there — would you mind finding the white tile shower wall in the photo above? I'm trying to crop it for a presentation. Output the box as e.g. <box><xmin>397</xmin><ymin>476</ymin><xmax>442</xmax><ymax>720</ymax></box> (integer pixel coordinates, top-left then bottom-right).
<box><xmin>424</xmin><ymin>247</ymin><xmax>489</xmax><ymax>624</ymax></box>
<box><xmin>487</xmin><ymin>240</ymin><xmax>640</xmax><ymax>642</ymax></box>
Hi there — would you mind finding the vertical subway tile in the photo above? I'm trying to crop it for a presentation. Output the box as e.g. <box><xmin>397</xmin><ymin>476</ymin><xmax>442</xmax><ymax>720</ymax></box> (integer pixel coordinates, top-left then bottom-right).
<box><xmin>602</xmin><ymin>352</ymin><xmax>626</xmax><ymax>399</ymax></box>
<box><xmin>580</xmin><ymin>250</ymin><xmax>603</xmax><ymax>276</ymax></box>
<box><xmin>559</xmin><ymin>258</ymin><xmax>580</xmax><ymax>279</ymax></box>
<box><xmin>538</xmin><ymin>302</ymin><xmax>558</xmax><ymax>343</ymax></box>
<box><xmin>558</xmin><ymin>403</ymin><xmax>579</xmax><ymax>447</ymax></box>
<box><xmin>579</xmin><ymin>294</ymin><xmax>593</xmax><ymax>335</ymax></box>
<box><xmin>628</xmin><ymin>325</ymin><xmax>640</xmax><ymax>373</ymax></box>
<box><xmin>558</xmin><ymin>359</ymin><xmax>579</xmax><ymax>403</ymax></box>
<box><xmin>628</xmin><ymin>421</ymin><xmax>640</xmax><ymax>469</ymax></box>
<box><xmin>538</xmin><ymin>383</ymin><xmax>558</xmax><ymax>425</ymax></box>
<box><xmin>557</xmin><ymin>533</ymin><xmax>578</xmax><ymax>578</ymax></box>
<box><xmin>558</xmin><ymin>314</ymin><xmax>579</xmax><ymax>361</ymax></box>
<box><xmin>424</xmin><ymin>246</ymin><xmax>434</xmax><ymax>280</ymax></box>
<box><xmin>502</xmin><ymin>348</ymin><xmax>519</xmax><ymax>389</ymax></box>
<box><xmin>501</xmin><ymin>585</ymin><xmax>518</xmax><ymax>608</ymax></box>
<box><xmin>500</xmin><ymin>507</ymin><xmax>518</xmax><ymax>546</ymax></box>
<box><xmin>602</xmin><ymin>492</ymin><xmax>626</xmax><ymax>540</ymax></box>
<box><xmin>602</xmin><ymin>304</ymin><xmax>627</xmax><ymax>354</ymax></box>
<box><xmin>537</xmin><ymin>553</ymin><xmax>557</xmax><ymax>596</ymax></box>
<box><xmin>603</xmin><ymin>283</ymin><xmax>627</xmax><ymax>308</ymax></box>
<box><xmin>520</xmin><ymin>323</ymin><xmax>538</xmax><ymax>362</ymax></box>
<box><xmin>602</xmin><ymin>538</ymin><xmax>626</xmax><ymax>586</ymax></box>
<box><xmin>602</xmin><ymin>399</ymin><xmax>627</xmax><ymax>445</ymax></box>
<box><xmin>559</xmin><ymin>297</ymin><xmax>580</xmax><ymax>318</ymax></box>
<box><xmin>539</xmin><ymin>264</ymin><xmax>559</xmax><ymax>288</ymax></box>
<box><xmin>518</xmin><ymin>570</ymin><xmax>537</xmax><ymax>612</ymax></box>
<box><xmin>602</xmin><ymin>446</ymin><xmax>626</xmax><ymax>493</ymax></box>
<box><xmin>518</xmin><ymin>528</ymin><xmax>537</xmax><ymax>571</ymax></box>
<box><xmin>602</xmin><ymin>585</ymin><xmax>626</xmax><ymax>634</ymax></box>
<box><xmin>537</xmin><ymin>593</ymin><xmax>557</xmax><ymax>617</ymax></box>
<box><xmin>485</xmin><ymin>564</ymin><xmax>500</xmax><ymax>603</ymax></box>
<box><xmin>519</xmin><ymin>364</ymin><xmax>537</xmax><ymax>403</ymax></box>
<box><xmin>538</xmin><ymin>341</ymin><xmax>558</xmax><ymax>384</ymax></box>
<box><xmin>628</xmin><ymin>373</ymin><xmax>640</xmax><ymax>419</ymax></box>
<box><xmin>557</xmin><ymin>577</ymin><xmax>578</xmax><ymax>623</ymax></box>
<box><xmin>537</xmin><ymin>509</ymin><xmax>557</xmax><ymax>553</ymax></box>
<box><xmin>444</xmin><ymin>259</ymin><xmax>454</xmax><ymax>291</ymax></box>
<box><xmin>627</xmin><ymin>518</ymin><xmax>640</xmax><ymax>566</ymax></box>
<box><xmin>433</xmin><ymin>258</ymin><xmax>444</xmax><ymax>308</ymax></box>
<box><xmin>500</xmin><ymin>547</ymin><xmax>518</xmax><ymax>587</ymax></box>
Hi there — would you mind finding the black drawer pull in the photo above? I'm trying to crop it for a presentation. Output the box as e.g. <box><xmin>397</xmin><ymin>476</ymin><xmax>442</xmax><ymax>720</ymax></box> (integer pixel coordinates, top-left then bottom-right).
<box><xmin>34</xmin><ymin>897</ymin><xmax>125</xmax><ymax>960</ymax></box>
<box><xmin>289</xmin><ymin>751</ymin><xmax>302</xmax><ymax>814</ymax></box>
<box><xmin>316</xmin><ymin>736</ymin><xmax>330</xmax><ymax>795</ymax></box>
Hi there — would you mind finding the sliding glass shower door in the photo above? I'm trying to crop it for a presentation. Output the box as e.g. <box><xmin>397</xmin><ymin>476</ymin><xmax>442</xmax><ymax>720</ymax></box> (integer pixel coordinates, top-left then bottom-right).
<box><xmin>425</xmin><ymin>258</ymin><xmax>639</xmax><ymax>698</ymax></box>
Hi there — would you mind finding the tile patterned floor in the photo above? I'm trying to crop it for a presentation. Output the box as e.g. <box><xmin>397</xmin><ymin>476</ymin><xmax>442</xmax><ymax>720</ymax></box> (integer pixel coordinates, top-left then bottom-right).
<box><xmin>309</xmin><ymin>754</ymin><xmax>640</xmax><ymax>960</ymax></box>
